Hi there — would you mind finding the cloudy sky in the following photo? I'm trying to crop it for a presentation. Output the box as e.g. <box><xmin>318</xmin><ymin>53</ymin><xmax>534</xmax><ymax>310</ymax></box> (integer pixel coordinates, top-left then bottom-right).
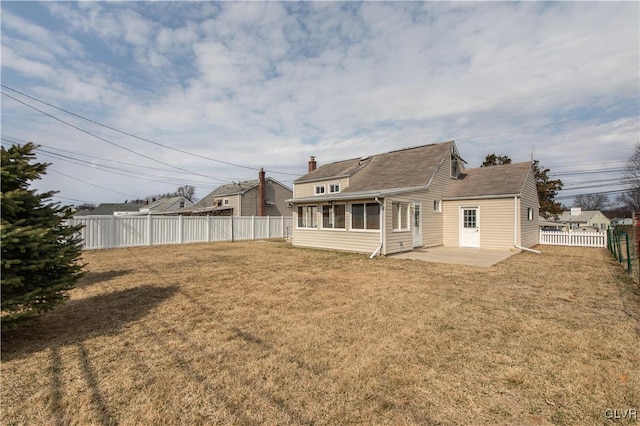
<box><xmin>1</xmin><ymin>1</ymin><xmax>638</xmax><ymax>206</ymax></box>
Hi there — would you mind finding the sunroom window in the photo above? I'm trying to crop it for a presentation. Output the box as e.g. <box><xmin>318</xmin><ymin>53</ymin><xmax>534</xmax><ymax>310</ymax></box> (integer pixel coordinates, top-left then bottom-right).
<box><xmin>351</xmin><ymin>203</ymin><xmax>380</xmax><ymax>230</ymax></box>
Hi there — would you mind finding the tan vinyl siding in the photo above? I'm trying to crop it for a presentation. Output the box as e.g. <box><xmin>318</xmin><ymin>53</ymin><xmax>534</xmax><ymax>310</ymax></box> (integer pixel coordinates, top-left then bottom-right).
<box><xmin>425</xmin><ymin>151</ymin><xmax>458</xmax><ymax>246</ymax></box>
<box><xmin>384</xmin><ymin>194</ymin><xmax>417</xmax><ymax>255</ymax></box>
<box><xmin>292</xmin><ymin>200</ymin><xmax>380</xmax><ymax>253</ymax></box>
<box><xmin>294</xmin><ymin>178</ymin><xmax>350</xmax><ymax>198</ymax></box>
<box><xmin>443</xmin><ymin>198</ymin><xmax>515</xmax><ymax>249</ymax></box>
<box><xmin>293</xmin><ymin>229</ymin><xmax>380</xmax><ymax>253</ymax></box>
<box><xmin>519</xmin><ymin>171</ymin><xmax>540</xmax><ymax>248</ymax></box>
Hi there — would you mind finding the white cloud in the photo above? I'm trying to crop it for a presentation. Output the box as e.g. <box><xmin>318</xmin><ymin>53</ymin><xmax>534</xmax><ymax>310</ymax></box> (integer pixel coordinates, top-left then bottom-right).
<box><xmin>1</xmin><ymin>1</ymin><xmax>638</xmax><ymax>204</ymax></box>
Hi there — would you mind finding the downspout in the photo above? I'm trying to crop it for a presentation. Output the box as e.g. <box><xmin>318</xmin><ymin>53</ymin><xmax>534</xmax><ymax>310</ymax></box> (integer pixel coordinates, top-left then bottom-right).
<box><xmin>370</xmin><ymin>197</ymin><xmax>384</xmax><ymax>258</ymax></box>
<box><xmin>514</xmin><ymin>196</ymin><xmax>541</xmax><ymax>254</ymax></box>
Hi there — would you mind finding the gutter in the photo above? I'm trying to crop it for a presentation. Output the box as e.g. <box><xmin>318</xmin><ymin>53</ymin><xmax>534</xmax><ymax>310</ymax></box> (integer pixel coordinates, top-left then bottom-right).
<box><xmin>370</xmin><ymin>197</ymin><xmax>385</xmax><ymax>258</ymax></box>
<box><xmin>514</xmin><ymin>196</ymin><xmax>541</xmax><ymax>254</ymax></box>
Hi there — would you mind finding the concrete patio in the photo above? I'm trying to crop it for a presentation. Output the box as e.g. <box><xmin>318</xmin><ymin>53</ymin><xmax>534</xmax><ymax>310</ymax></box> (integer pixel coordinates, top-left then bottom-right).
<box><xmin>390</xmin><ymin>246</ymin><xmax>518</xmax><ymax>267</ymax></box>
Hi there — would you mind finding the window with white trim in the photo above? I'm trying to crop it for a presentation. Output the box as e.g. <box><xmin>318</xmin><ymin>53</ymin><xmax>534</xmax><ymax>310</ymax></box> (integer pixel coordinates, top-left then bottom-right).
<box><xmin>351</xmin><ymin>203</ymin><xmax>380</xmax><ymax>230</ymax></box>
<box><xmin>223</xmin><ymin>198</ymin><xmax>230</xmax><ymax>205</ymax></box>
<box><xmin>297</xmin><ymin>205</ymin><xmax>318</xmax><ymax>228</ymax></box>
<box><xmin>527</xmin><ymin>207</ymin><xmax>534</xmax><ymax>221</ymax></box>
<box><xmin>392</xmin><ymin>202</ymin><xmax>410</xmax><ymax>231</ymax></box>
<box><xmin>434</xmin><ymin>200</ymin><xmax>442</xmax><ymax>213</ymax></box>
<box><xmin>314</xmin><ymin>185</ymin><xmax>326</xmax><ymax>195</ymax></box>
<box><xmin>322</xmin><ymin>204</ymin><xmax>345</xmax><ymax>229</ymax></box>
<box><xmin>329</xmin><ymin>183</ymin><xmax>340</xmax><ymax>193</ymax></box>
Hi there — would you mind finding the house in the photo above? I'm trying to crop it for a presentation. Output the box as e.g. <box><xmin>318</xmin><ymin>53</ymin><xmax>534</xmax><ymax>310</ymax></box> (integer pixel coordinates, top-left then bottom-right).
<box><xmin>139</xmin><ymin>196</ymin><xmax>193</xmax><ymax>215</ymax></box>
<box><xmin>74</xmin><ymin>197</ymin><xmax>194</xmax><ymax>217</ymax></box>
<box><xmin>558</xmin><ymin>208</ymin><xmax>610</xmax><ymax>231</ymax></box>
<box><xmin>73</xmin><ymin>202</ymin><xmax>146</xmax><ymax>216</ymax></box>
<box><xmin>181</xmin><ymin>169</ymin><xmax>293</xmax><ymax>216</ymax></box>
<box><xmin>286</xmin><ymin>141</ymin><xmax>540</xmax><ymax>256</ymax></box>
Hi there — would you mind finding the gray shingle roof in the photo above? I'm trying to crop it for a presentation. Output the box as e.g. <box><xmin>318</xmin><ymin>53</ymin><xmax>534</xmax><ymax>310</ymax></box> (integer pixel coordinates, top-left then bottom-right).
<box><xmin>344</xmin><ymin>142</ymin><xmax>454</xmax><ymax>193</ymax></box>
<box><xmin>294</xmin><ymin>158</ymin><xmax>362</xmax><ymax>183</ymax></box>
<box><xmin>189</xmin><ymin>180</ymin><xmax>259</xmax><ymax>210</ymax></box>
<box><xmin>295</xmin><ymin>141</ymin><xmax>455</xmax><ymax>191</ymax></box>
<box><xmin>76</xmin><ymin>203</ymin><xmax>145</xmax><ymax>216</ymax></box>
<box><xmin>444</xmin><ymin>162</ymin><xmax>532</xmax><ymax>199</ymax></box>
<box><xmin>146</xmin><ymin>196</ymin><xmax>192</xmax><ymax>213</ymax></box>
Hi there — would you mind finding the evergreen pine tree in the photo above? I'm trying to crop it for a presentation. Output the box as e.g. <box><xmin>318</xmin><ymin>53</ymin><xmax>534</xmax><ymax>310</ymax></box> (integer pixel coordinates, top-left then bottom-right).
<box><xmin>1</xmin><ymin>143</ymin><xmax>85</xmax><ymax>327</ymax></box>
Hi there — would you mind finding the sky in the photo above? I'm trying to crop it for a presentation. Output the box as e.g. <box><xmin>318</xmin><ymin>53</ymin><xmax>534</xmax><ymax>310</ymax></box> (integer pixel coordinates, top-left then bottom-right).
<box><xmin>1</xmin><ymin>1</ymin><xmax>638</xmax><ymax>207</ymax></box>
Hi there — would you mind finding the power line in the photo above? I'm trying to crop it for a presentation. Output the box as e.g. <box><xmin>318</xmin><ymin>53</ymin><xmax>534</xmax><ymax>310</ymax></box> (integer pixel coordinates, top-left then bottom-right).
<box><xmin>36</xmin><ymin>148</ymin><xmax>219</xmax><ymax>190</ymax></box>
<box><xmin>1</xmin><ymin>91</ymin><xmax>230</xmax><ymax>184</ymax></box>
<box><xmin>550</xmin><ymin>168</ymin><xmax>626</xmax><ymax>177</ymax></box>
<box><xmin>1</xmin><ymin>84</ymin><xmax>301</xmax><ymax>177</ymax></box>
<box><xmin>47</xmin><ymin>168</ymin><xmax>140</xmax><ymax>198</ymax></box>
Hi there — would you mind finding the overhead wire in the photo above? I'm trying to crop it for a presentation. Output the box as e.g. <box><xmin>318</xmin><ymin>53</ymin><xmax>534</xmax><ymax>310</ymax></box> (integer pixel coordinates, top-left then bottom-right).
<box><xmin>1</xmin><ymin>91</ymin><xmax>231</xmax><ymax>184</ymax></box>
<box><xmin>47</xmin><ymin>168</ymin><xmax>140</xmax><ymax>198</ymax></box>
<box><xmin>1</xmin><ymin>85</ymin><xmax>301</xmax><ymax>177</ymax></box>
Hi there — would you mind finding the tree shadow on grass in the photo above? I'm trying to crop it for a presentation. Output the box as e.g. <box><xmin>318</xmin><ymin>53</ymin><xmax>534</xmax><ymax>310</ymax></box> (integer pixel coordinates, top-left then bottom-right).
<box><xmin>1</xmin><ymin>284</ymin><xmax>178</xmax><ymax>362</ymax></box>
<box><xmin>75</xmin><ymin>269</ymin><xmax>134</xmax><ymax>288</ymax></box>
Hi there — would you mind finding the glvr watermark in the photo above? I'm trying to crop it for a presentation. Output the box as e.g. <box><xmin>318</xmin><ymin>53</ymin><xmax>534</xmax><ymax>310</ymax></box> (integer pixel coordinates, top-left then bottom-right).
<box><xmin>604</xmin><ymin>408</ymin><xmax>637</xmax><ymax>421</ymax></box>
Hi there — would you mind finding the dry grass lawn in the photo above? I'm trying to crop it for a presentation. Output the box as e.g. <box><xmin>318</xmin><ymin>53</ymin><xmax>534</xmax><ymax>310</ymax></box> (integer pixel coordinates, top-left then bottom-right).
<box><xmin>2</xmin><ymin>242</ymin><xmax>639</xmax><ymax>425</ymax></box>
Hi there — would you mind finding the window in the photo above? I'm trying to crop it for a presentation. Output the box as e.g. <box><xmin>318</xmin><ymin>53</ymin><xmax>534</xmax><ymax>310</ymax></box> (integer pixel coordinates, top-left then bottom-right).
<box><xmin>433</xmin><ymin>200</ymin><xmax>442</xmax><ymax>213</ymax></box>
<box><xmin>527</xmin><ymin>207</ymin><xmax>534</xmax><ymax>221</ymax></box>
<box><xmin>322</xmin><ymin>204</ymin><xmax>345</xmax><ymax>229</ymax></box>
<box><xmin>351</xmin><ymin>203</ymin><xmax>380</xmax><ymax>230</ymax></box>
<box><xmin>314</xmin><ymin>185</ymin><xmax>326</xmax><ymax>195</ymax></box>
<box><xmin>223</xmin><ymin>198</ymin><xmax>230</xmax><ymax>205</ymax></box>
<box><xmin>463</xmin><ymin>209</ymin><xmax>477</xmax><ymax>228</ymax></box>
<box><xmin>392</xmin><ymin>202</ymin><xmax>410</xmax><ymax>231</ymax></box>
<box><xmin>297</xmin><ymin>205</ymin><xmax>318</xmax><ymax>228</ymax></box>
<box><xmin>179</xmin><ymin>201</ymin><xmax>186</xmax><ymax>208</ymax></box>
<box><xmin>329</xmin><ymin>183</ymin><xmax>340</xmax><ymax>193</ymax></box>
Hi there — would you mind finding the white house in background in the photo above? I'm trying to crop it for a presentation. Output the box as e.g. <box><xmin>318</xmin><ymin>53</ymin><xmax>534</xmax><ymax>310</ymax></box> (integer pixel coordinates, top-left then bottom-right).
<box><xmin>286</xmin><ymin>140</ymin><xmax>540</xmax><ymax>256</ymax></box>
<box><xmin>557</xmin><ymin>208</ymin><xmax>610</xmax><ymax>231</ymax></box>
<box><xmin>73</xmin><ymin>196</ymin><xmax>193</xmax><ymax>217</ymax></box>
<box><xmin>138</xmin><ymin>196</ymin><xmax>193</xmax><ymax>215</ymax></box>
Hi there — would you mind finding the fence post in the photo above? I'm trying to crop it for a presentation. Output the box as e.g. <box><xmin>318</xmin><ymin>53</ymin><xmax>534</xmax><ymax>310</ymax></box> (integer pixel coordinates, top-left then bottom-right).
<box><xmin>207</xmin><ymin>216</ymin><xmax>211</xmax><ymax>242</ymax></box>
<box><xmin>231</xmin><ymin>215</ymin><xmax>235</xmax><ymax>242</ymax></box>
<box><xmin>267</xmin><ymin>216</ymin><xmax>271</xmax><ymax>239</ymax></box>
<box><xmin>617</xmin><ymin>232</ymin><xmax>623</xmax><ymax>263</ymax></box>
<box><xmin>110</xmin><ymin>216</ymin><xmax>116</xmax><ymax>249</ymax></box>
<box><xmin>178</xmin><ymin>215</ymin><xmax>184</xmax><ymax>244</ymax></box>
<box><xmin>626</xmin><ymin>233</ymin><xmax>632</xmax><ymax>272</ymax></box>
<box><xmin>147</xmin><ymin>215</ymin><xmax>153</xmax><ymax>246</ymax></box>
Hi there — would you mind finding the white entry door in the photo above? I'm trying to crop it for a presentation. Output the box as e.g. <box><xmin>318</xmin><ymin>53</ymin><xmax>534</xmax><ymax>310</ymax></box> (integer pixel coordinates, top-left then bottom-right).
<box><xmin>460</xmin><ymin>207</ymin><xmax>480</xmax><ymax>248</ymax></box>
<box><xmin>413</xmin><ymin>201</ymin><xmax>422</xmax><ymax>248</ymax></box>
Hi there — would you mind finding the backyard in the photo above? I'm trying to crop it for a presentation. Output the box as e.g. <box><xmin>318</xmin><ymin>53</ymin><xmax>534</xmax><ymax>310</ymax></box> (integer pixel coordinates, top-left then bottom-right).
<box><xmin>2</xmin><ymin>241</ymin><xmax>639</xmax><ymax>425</ymax></box>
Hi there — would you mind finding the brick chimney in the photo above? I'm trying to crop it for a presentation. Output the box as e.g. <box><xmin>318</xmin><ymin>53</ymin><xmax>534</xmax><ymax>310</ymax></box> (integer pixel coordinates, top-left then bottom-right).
<box><xmin>258</xmin><ymin>167</ymin><xmax>266</xmax><ymax>216</ymax></box>
<box><xmin>308</xmin><ymin>156</ymin><xmax>317</xmax><ymax>172</ymax></box>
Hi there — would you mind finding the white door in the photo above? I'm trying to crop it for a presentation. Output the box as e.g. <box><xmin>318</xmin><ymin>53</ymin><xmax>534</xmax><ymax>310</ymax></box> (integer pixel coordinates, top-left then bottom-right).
<box><xmin>460</xmin><ymin>207</ymin><xmax>480</xmax><ymax>248</ymax></box>
<box><xmin>413</xmin><ymin>201</ymin><xmax>422</xmax><ymax>248</ymax></box>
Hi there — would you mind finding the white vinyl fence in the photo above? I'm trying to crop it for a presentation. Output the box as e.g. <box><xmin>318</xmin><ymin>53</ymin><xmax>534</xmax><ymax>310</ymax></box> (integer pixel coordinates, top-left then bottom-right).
<box><xmin>539</xmin><ymin>230</ymin><xmax>607</xmax><ymax>248</ymax></box>
<box><xmin>66</xmin><ymin>215</ymin><xmax>293</xmax><ymax>250</ymax></box>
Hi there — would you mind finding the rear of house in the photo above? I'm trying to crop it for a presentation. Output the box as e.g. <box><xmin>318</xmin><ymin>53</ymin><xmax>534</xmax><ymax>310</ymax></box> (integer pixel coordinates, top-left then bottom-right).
<box><xmin>442</xmin><ymin>162</ymin><xmax>539</xmax><ymax>250</ymax></box>
<box><xmin>288</xmin><ymin>140</ymin><xmax>540</xmax><ymax>256</ymax></box>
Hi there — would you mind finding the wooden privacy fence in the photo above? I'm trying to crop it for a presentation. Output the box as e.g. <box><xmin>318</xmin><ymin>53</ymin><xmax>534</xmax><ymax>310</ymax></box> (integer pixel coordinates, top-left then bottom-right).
<box><xmin>66</xmin><ymin>215</ymin><xmax>293</xmax><ymax>250</ymax></box>
<box><xmin>539</xmin><ymin>230</ymin><xmax>607</xmax><ymax>248</ymax></box>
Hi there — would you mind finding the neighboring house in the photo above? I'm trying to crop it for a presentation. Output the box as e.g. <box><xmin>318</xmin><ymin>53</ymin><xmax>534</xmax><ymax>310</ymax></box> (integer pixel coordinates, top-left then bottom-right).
<box><xmin>73</xmin><ymin>202</ymin><xmax>146</xmax><ymax>216</ymax></box>
<box><xmin>558</xmin><ymin>208</ymin><xmax>610</xmax><ymax>231</ymax></box>
<box><xmin>139</xmin><ymin>196</ymin><xmax>193</xmax><ymax>215</ymax></box>
<box><xmin>287</xmin><ymin>140</ymin><xmax>540</xmax><ymax>256</ymax></box>
<box><xmin>181</xmin><ymin>169</ymin><xmax>293</xmax><ymax>216</ymax></box>
<box><xmin>73</xmin><ymin>197</ymin><xmax>193</xmax><ymax>217</ymax></box>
